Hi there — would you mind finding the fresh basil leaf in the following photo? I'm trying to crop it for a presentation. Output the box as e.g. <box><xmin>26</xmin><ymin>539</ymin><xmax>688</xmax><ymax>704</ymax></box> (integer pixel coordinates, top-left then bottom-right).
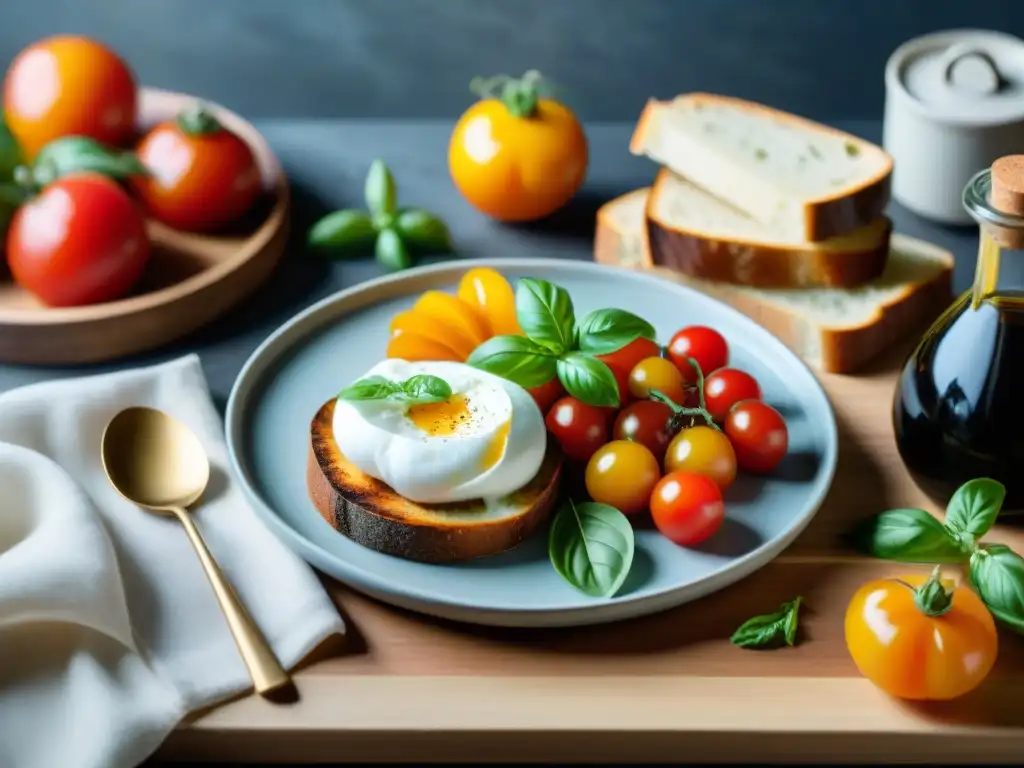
<box><xmin>970</xmin><ymin>543</ymin><xmax>1024</xmax><ymax>633</ymax></box>
<box><xmin>847</xmin><ymin>508</ymin><xmax>969</xmax><ymax>563</ymax></box>
<box><xmin>945</xmin><ymin>477</ymin><xmax>1006</xmax><ymax>539</ymax></box>
<box><xmin>515</xmin><ymin>277</ymin><xmax>576</xmax><ymax>354</ymax></box>
<box><xmin>556</xmin><ymin>353</ymin><xmax>620</xmax><ymax>408</ymax></box>
<box><xmin>375</xmin><ymin>228</ymin><xmax>412</xmax><ymax>271</ymax></box>
<box><xmin>576</xmin><ymin>308</ymin><xmax>656</xmax><ymax>355</ymax></box>
<box><xmin>394</xmin><ymin>208</ymin><xmax>452</xmax><ymax>253</ymax></box>
<box><xmin>338</xmin><ymin>375</ymin><xmax>402</xmax><ymax>401</ymax></box>
<box><xmin>548</xmin><ymin>500</ymin><xmax>634</xmax><ymax>598</ymax></box>
<box><xmin>467</xmin><ymin>335</ymin><xmax>558</xmax><ymax>388</ymax></box>
<box><xmin>32</xmin><ymin>136</ymin><xmax>148</xmax><ymax>187</ymax></box>
<box><xmin>397</xmin><ymin>374</ymin><xmax>452</xmax><ymax>404</ymax></box>
<box><xmin>364</xmin><ymin>158</ymin><xmax>397</xmax><ymax>218</ymax></box>
<box><xmin>730</xmin><ymin>597</ymin><xmax>803</xmax><ymax>649</ymax></box>
<box><xmin>307</xmin><ymin>209</ymin><xmax>377</xmax><ymax>253</ymax></box>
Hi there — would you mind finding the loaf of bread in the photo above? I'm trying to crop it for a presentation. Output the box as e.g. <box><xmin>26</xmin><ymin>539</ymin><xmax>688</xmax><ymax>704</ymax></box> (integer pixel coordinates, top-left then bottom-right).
<box><xmin>594</xmin><ymin>188</ymin><xmax>954</xmax><ymax>374</ymax></box>
<box><xmin>647</xmin><ymin>169</ymin><xmax>891</xmax><ymax>288</ymax></box>
<box><xmin>630</xmin><ymin>93</ymin><xmax>894</xmax><ymax>242</ymax></box>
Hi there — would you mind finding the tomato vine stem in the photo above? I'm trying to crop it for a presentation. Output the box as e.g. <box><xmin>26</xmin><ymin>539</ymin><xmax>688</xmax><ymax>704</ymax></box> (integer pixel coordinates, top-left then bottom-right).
<box><xmin>469</xmin><ymin>70</ymin><xmax>551</xmax><ymax>119</ymax></box>
<box><xmin>898</xmin><ymin>565</ymin><xmax>955</xmax><ymax>617</ymax></box>
<box><xmin>177</xmin><ymin>103</ymin><xmax>223</xmax><ymax>136</ymax></box>
<box><xmin>648</xmin><ymin>356</ymin><xmax>721</xmax><ymax>433</ymax></box>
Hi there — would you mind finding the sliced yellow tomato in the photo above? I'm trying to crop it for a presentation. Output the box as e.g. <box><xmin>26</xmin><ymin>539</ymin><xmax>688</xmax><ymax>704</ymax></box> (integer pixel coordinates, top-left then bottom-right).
<box><xmin>389</xmin><ymin>309</ymin><xmax>475</xmax><ymax>359</ymax></box>
<box><xmin>412</xmin><ymin>291</ymin><xmax>491</xmax><ymax>350</ymax></box>
<box><xmin>386</xmin><ymin>329</ymin><xmax>463</xmax><ymax>362</ymax></box>
<box><xmin>457</xmin><ymin>267</ymin><xmax>522</xmax><ymax>336</ymax></box>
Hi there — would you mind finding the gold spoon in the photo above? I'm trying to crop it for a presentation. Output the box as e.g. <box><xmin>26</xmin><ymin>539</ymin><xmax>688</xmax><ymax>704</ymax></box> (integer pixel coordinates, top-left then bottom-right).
<box><xmin>101</xmin><ymin>406</ymin><xmax>291</xmax><ymax>696</ymax></box>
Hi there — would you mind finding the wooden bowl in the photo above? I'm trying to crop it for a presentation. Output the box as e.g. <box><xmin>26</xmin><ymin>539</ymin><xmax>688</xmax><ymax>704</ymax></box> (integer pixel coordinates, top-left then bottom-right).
<box><xmin>0</xmin><ymin>87</ymin><xmax>290</xmax><ymax>365</ymax></box>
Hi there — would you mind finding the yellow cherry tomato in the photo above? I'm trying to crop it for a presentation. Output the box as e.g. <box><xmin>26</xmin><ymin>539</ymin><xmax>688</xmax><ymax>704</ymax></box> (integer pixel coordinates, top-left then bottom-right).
<box><xmin>844</xmin><ymin>567</ymin><xmax>998</xmax><ymax>701</ymax></box>
<box><xmin>457</xmin><ymin>267</ymin><xmax>522</xmax><ymax>336</ymax></box>
<box><xmin>448</xmin><ymin>71</ymin><xmax>588</xmax><ymax>223</ymax></box>
<box><xmin>664</xmin><ymin>425</ymin><xmax>737</xmax><ymax>490</ymax></box>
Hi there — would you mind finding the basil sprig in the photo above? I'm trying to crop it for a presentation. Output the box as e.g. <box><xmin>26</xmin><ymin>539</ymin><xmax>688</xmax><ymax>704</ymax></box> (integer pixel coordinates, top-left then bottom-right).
<box><xmin>548</xmin><ymin>499</ymin><xmax>634</xmax><ymax>598</ymax></box>
<box><xmin>308</xmin><ymin>158</ymin><xmax>453</xmax><ymax>271</ymax></box>
<box><xmin>849</xmin><ymin>477</ymin><xmax>1024</xmax><ymax>632</ymax></box>
<box><xmin>468</xmin><ymin>277</ymin><xmax>655</xmax><ymax>407</ymax></box>
<box><xmin>338</xmin><ymin>373</ymin><xmax>451</xmax><ymax>406</ymax></box>
<box><xmin>730</xmin><ymin>597</ymin><xmax>803</xmax><ymax>650</ymax></box>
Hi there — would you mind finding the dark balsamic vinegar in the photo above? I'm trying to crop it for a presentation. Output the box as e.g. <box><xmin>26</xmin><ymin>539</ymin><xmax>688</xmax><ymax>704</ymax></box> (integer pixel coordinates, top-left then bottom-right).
<box><xmin>893</xmin><ymin>289</ymin><xmax>1024</xmax><ymax>513</ymax></box>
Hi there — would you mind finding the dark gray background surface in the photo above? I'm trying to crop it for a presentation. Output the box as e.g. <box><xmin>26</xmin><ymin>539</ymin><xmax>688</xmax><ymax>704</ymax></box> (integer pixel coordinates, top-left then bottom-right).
<box><xmin>0</xmin><ymin>119</ymin><xmax>976</xmax><ymax>400</ymax></box>
<box><xmin>2</xmin><ymin>0</ymin><xmax>1023</xmax><ymax>122</ymax></box>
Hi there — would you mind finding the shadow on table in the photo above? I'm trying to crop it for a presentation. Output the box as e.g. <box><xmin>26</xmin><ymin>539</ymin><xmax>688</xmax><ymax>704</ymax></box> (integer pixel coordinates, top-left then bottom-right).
<box><xmin>499</xmin><ymin>187</ymin><xmax>625</xmax><ymax>241</ymax></box>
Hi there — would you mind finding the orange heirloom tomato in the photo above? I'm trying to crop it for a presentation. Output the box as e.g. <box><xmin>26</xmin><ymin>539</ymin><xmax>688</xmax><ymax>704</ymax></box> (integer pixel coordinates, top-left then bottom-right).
<box><xmin>844</xmin><ymin>567</ymin><xmax>998</xmax><ymax>701</ymax></box>
<box><xmin>3</xmin><ymin>35</ymin><xmax>137</xmax><ymax>159</ymax></box>
<box><xmin>133</xmin><ymin>106</ymin><xmax>262</xmax><ymax>232</ymax></box>
<box><xmin>448</xmin><ymin>71</ymin><xmax>588</xmax><ymax>223</ymax></box>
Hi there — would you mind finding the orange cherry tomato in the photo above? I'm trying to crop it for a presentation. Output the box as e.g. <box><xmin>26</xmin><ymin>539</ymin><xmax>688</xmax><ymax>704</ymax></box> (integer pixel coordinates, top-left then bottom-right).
<box><xmin>386</xmin><ymin>330</ymin><xmax>462</xmax><ymax>363</ymax></box>
<box><xmin>3</xmin><ymin>35</ymin><xmax>137</xmax><ymax>159</ymax></box>
<box><xmin>664</xmin><ymin>426</ymin><xmax>737</xmax><ymax>490</ymax></box>
<box><xmin>6</xmin><ymin>173</ymin><xmax>150</xmax><ymax>307</ymax></box>
<box><xmin>596</xmin><ymin>336</ymin><xmax>661</xmax><ymax>406</ymax></box>
<box><xmin>132</xmin><ymin>106</ymin><xmax>262</xmax><ymax>232</ymax></box>
<box><xmin>448</xmin><ymin>71</ymin><xmax>588</xmax><ymax>222</ymax></box>
<box><xmin>457</xmin><ymin>267</ymin><xmax>521</xmax><ymax>336</ymax></box>
<box><xmin>584</xmin><ymin>440</ymin><xmax>661</xmax><ymax>515</ymax></box>
<box><xmin>845</xmin><ymin>568</ymin><xmax>997</xmax><ymax>701</ymax></box>
<box><xmin>628</xmin><ymin>356</ymin><xmax>687</xmax><ymax>404</ymax></box>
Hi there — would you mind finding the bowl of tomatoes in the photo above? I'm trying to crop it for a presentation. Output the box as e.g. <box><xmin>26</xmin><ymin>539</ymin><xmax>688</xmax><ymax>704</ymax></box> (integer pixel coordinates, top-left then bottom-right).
<box><xmin>0</xmin><ymin>35</ymin><xmax>289</xmax><ymax>365</ymax></box>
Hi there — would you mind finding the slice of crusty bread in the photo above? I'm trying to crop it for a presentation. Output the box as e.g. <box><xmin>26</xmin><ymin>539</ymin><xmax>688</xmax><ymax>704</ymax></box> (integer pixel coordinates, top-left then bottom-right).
<box><xmin>630</xmin><ymin>93</ymin><xmax>893</xmax><ymax>242</ymax></box>
<box><xmin>307</xmin><ymin>398</ymin><xmax>563</xmax><ymax>564</ymax></box>
<box><xmin>594</xmin><ymin>188</ymin><xmax>954</xmax><ymax>374</ymax></box>
<box><xmin>647</xmin><ymin>169</ymin><xmax>892</xmax><ymax>288</ymax></box>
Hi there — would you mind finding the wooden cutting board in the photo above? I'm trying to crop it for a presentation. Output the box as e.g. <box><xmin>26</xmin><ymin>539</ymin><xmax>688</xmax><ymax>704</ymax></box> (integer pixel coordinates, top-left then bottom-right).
<box><xmin>157</xmin><ymin>337</ymin><xmax>1024</xmax><ymax>764</ymax></box>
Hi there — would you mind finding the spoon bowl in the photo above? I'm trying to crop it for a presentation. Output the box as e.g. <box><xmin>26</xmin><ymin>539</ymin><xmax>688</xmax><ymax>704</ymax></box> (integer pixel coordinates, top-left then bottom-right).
<box><xmin>101</xmin><ymin>405</ymin><xmax>291</xmax><ymax>696</ymax></box>
<box><xmin>102</xmin><ymin>406</ymin><xmax>210</xmax><ymax>511</ymax></box>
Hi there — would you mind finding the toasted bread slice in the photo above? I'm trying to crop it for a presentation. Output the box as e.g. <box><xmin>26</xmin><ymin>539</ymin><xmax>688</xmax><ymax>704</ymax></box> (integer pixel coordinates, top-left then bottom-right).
<box><xmin>647</xmin><ymin>169</ymin><xmax>892</xmax><ymax>288</ymax></box>
<box><xmin>307</xmin><ymin>398</ymin><xmax>563</xmax><ymax>564</ymax></box>
<box><xmin>594</xmin><ymin>188</ymin><xmax>953</xmax><ymax>374</ymax></box>
<box><xmin>630</xmin><ymin>93</ymin><xmax>893</xmax><ymax>242</ymax></box>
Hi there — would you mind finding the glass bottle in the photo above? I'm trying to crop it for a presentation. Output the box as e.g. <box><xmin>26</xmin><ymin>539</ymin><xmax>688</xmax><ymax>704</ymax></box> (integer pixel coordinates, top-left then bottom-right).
<box><xmin>893</xmin><ymin>155</ymin><xmax>1024</xmax><ymax>514</ymax></box>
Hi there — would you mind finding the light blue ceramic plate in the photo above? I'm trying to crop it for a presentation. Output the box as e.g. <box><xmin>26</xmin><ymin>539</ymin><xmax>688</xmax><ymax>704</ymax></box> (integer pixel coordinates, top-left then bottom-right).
<box><xmin>225</xmin><ymin>258</ymin><xmax>838</xmax><ymax>628</ymax></box>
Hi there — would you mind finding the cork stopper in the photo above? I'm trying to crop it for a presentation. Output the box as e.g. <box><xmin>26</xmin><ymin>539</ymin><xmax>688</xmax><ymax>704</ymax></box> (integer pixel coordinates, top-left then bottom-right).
<box><xmin>987</xmin><ymin>155</ymin><xmax>1024</xmax><ymax>248</ymax></box>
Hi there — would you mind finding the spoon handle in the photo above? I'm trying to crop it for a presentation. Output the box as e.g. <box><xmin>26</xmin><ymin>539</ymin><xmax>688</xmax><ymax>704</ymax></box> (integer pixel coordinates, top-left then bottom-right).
<box><xmin>171</xmin><ymin>506</ymin><xmax>292</xmax><ymax>695</ymax></box>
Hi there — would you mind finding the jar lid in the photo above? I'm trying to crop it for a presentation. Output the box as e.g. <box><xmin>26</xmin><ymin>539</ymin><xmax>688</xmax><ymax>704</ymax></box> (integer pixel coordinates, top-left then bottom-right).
<box><xmin>886</xmin><ymin>29</ymin><xmax>1024</xmax><ymax>126</ymax></box>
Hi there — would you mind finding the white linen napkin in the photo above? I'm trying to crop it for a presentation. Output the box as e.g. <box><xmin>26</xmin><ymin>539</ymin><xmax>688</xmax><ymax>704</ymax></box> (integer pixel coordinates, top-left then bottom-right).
<box><xmin>0</xmin><ymin>353</ymin><xmax>345</xmax><ymax>768</ymax></box>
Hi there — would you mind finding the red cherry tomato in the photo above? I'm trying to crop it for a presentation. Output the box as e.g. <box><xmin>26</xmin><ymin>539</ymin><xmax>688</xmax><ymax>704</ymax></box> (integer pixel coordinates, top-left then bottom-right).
<box><xmin>595</xmin><ymin>336</ymin><xmax>661</xmax><ymax>406</ymax></box>
<box><xmin>585</xmin><ymin>439</ymin><xmax>662</xmax><ymax>515</ymax></box>
<box><xmin>6</xmin><ymin>173</ymin><xmax>150</xmax><ymax>307</ymax></box>
<box><xmin>545</xmin><ymin>396</ymin><xmax>609</xmax><ymax>462</ymax></box>
<box><xmin>649</xmin><ymin>471</ymin><xmax>725</xmax><ymax>546</ymax></box>
<box><xmin>613</xmin><ymin>400</ymin><xmax>675</xmax><ymax>460</ymax></box>
<box><xmin>724</xmin><ymin>400</ymin><xmax>789</xmax><ymax>474</ymax></box>
<box><xmin>527</xmin><ymin>377</ymin><xmax>565</xmax><ymax>415</ymax></box>
<box><xmin>667</xmin><ymin>326</ymin><xmax>729</xmax><ymax>383</ymax></box>
<box><xmin>133</xmin><ymin>106</ymin><xmax>262</xmax><ymax>232</ymax></box>
<box><xmin>704</xmin><ymin>368</ymin><xmax>762</xmax><ymax>422</ymax></box>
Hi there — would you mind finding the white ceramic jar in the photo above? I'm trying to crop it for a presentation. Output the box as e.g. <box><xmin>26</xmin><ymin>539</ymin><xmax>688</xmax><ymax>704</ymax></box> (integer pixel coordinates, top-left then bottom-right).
<box><xmin>884</xmin><ymin>29</ymin><xmax>1024</xmax><ymax>225</ymax></box>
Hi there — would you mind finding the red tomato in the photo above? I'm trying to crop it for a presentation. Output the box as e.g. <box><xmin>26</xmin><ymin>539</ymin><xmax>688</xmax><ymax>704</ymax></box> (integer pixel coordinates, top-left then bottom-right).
<box><xmin>667</xmin><ymin>326</ymin><xmax>729</xmax><ymax>383</ymax></box>
<box><xmin>724</xmin><ymin>400</ymin><xmax>789</xmax><ymax>473</ymax></box>
<box><xmin>613</xmin><ymin>400</ymin><xmax>675</xmax><ymax>460</ymax></box>
<box><xmin>649</xmin><ymin>471</ymin><xmax>725</xmax><ymax>546</ymax></box>
<box><xmin>595</xmin><ymin>337</ymin><xmax>661</xmax><ymax>405</ymax></box>
<box><xmin>3</xmin><ymin>35</ymin><xmax>137</xmax><ymax>159</ymax></box>
<box><xmin>527</xmin><ymin>377</ymin><xmax>565</xmax><ymax>415</ymax></box>
<box><xmin>545</xmin><ymin>396</ymin><xmax>609</xmax><ymax>462</ymax></box>
<box><xmin>6</xmin><ymin>173</ymin><xmax>150</xmax><ymax>307</ymax></box>
<box><xmin>704</xmin><ymin>368</ymin><xmax>762</xmax><ymax>422</ymax></box>
<box><xmin>133</xmin><ymin>106</ymin><xmax>262</xmax><ymax>232</ymax></box>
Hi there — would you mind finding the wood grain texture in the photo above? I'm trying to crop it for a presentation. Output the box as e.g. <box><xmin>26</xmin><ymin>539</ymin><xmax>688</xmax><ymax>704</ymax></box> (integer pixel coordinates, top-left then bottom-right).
<box><xmin>160</xmin><ymin>337</ymin><xmax>1024</xmax><ymax>763</ymax></box>
<box><xmin>0</xmin><ymin>88</ymin><xmax>289</xmax><ymax>365</ymax></box>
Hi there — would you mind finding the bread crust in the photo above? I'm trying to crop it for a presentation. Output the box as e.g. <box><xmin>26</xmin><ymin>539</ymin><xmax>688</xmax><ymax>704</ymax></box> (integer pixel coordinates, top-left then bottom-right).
<box><xmin>630</xmin><ymin>94</ymin><xmax>894</xmax><ymax>242</ymax></box>
<box><xmin>646</xmin><ymin>170</ymin><xmax>891</xmax><ymax>288</ymax></box>
<box><xmin>593</xmin><ymin>189</ymin><xmax>953</xmax><ymax>375</ymax></box>
<box><xmin>307</xmin><ymin>398</ymin><xmax>563</xmax><ymax>564</ymax></box>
